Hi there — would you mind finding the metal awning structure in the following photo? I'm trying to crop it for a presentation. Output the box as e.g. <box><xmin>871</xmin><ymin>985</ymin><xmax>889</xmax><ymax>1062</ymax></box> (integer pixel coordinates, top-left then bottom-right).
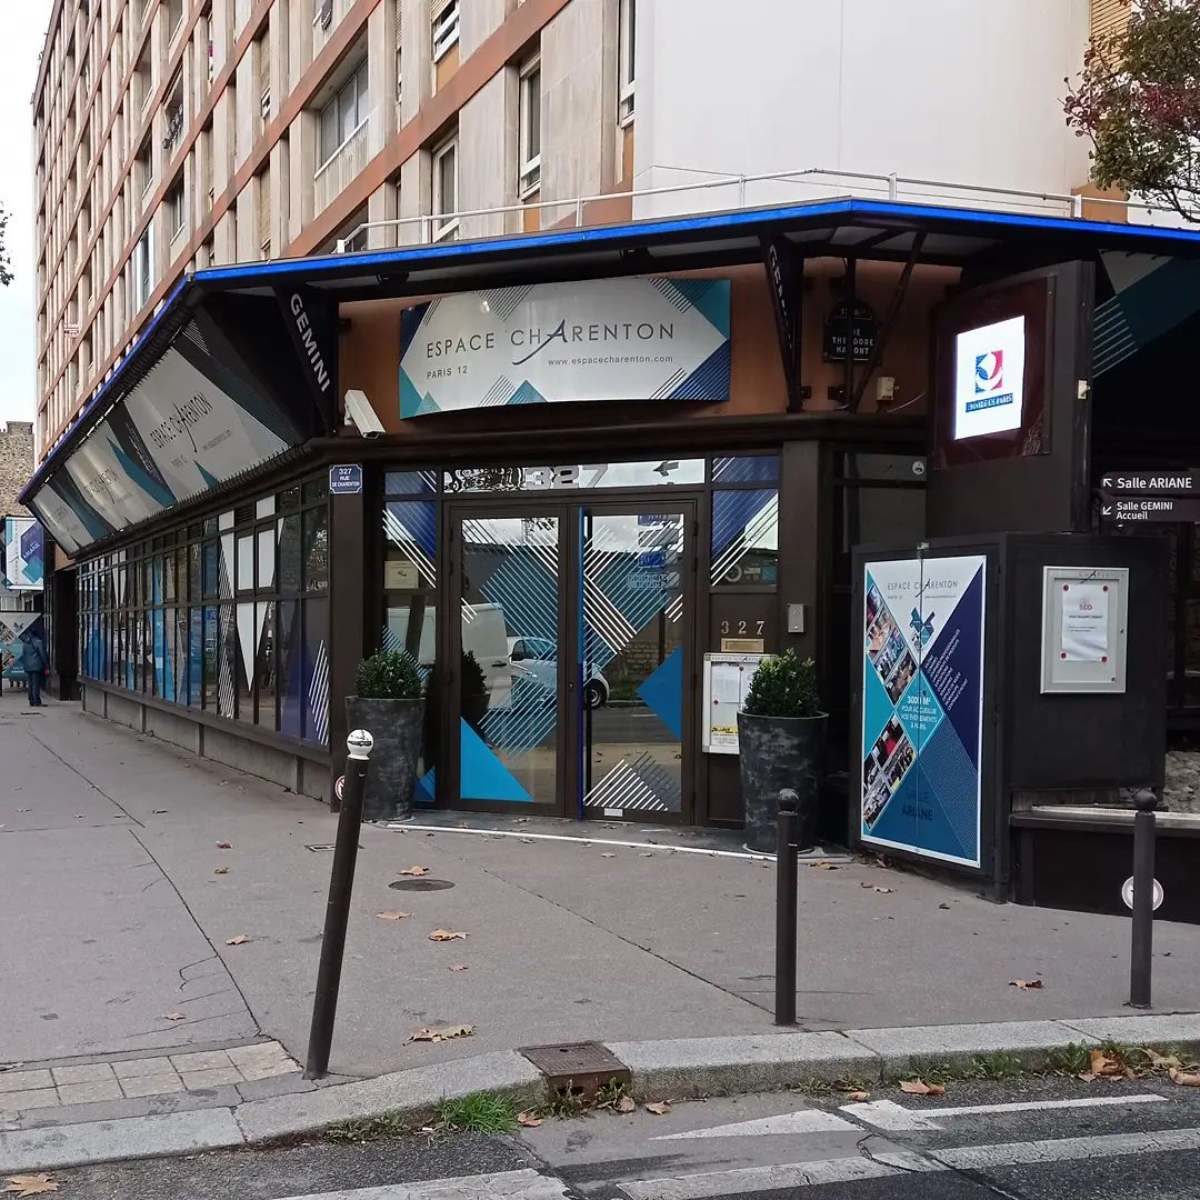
<box><xmin>25</xmin><ymin>195</ymin><xmax>1200</xmax><ymax>554</ymax></box>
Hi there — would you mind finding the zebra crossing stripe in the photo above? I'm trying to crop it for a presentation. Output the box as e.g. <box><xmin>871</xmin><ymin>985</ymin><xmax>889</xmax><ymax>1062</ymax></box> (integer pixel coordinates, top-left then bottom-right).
<box><xmin>285</xmin><ymin>1168</ymin><xmax>569</xmax><ymax>1200</ymax></box>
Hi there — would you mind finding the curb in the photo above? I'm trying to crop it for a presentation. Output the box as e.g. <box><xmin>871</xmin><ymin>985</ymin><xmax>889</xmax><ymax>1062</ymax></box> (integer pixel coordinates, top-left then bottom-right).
<box><xmin>3</xmin><ymin>1012</ymin><xmax>1198</xmax><ymax>1175</ymax></box>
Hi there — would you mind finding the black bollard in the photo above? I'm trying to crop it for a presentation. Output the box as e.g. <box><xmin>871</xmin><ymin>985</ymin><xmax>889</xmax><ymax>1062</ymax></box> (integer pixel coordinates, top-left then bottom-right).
<box><xmin>305</xmin><ymin>729</ymin><xmax>373</xmax><ymax>1078</ymax></box>
<box><xmin>775</xmin><ymin>788</ymin><xmax>800</xmax><ymax>1026</ymax></box>
<box><xmin>1129</xmin><ymin>788</ymin><xmax>1157</xmax><ymax>1010</ymax></box>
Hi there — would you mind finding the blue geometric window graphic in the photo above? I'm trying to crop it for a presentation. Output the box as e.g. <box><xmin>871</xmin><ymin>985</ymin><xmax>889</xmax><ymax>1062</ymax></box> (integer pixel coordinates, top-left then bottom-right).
<box><xmin>582</xmin><ymin>514</ymin><xmax>685</xmax><ymax>814</ymax></box>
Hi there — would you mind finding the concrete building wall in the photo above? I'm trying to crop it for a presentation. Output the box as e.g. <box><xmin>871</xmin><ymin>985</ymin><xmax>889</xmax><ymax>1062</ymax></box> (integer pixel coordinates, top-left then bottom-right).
<box><xmin>0</xmin><ymin>424</ymin><xmax>35</xmax><ymax>517</ymax></box>
<box><xmin>632</xmin><ymin>0</ymin><xmax>1092</xmax><ymax>218</ymax></box>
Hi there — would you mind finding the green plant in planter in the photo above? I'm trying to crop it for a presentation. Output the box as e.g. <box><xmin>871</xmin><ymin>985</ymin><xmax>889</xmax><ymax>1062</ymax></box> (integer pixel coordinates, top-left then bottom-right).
<box><xmin>743</xmin><ymin>649</ymin><xmax>821</xmax><ymax>718</ymax></box>
<box><xmin>461</xmin><ymin>650</ymin><xmax>487</xmax><ymax>697</ymax></box>
<box><xmin>354</xmin><ymin>649</ymin><xmax>423</xmax><ymax>700</ymax></box>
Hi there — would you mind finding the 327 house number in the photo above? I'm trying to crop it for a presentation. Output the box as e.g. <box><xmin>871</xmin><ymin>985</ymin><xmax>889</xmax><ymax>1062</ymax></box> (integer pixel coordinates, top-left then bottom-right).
<box><xmin>720</xmin><ymin>619</ymin><xmax>765</xmax><ymax>635</ymax></box>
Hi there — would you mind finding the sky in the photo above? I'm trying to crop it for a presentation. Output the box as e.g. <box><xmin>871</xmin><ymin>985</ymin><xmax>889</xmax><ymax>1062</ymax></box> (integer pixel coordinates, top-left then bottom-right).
<box><xmin>0</xmin><ymin>0</ymin><xmax>54</xmax><ymax>425</ymax></box>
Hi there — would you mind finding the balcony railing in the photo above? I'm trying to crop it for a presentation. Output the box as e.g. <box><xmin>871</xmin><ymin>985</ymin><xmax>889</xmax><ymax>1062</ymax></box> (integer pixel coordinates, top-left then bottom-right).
<box><xmin>314</xmin><ymin>115</ymin><xmax>371</xmax><ymax>216</ymax></box>
<box><xmin>336</xmin><ymin>165</ymin><xmax>1183</xmax><ymax>251</ymax></box>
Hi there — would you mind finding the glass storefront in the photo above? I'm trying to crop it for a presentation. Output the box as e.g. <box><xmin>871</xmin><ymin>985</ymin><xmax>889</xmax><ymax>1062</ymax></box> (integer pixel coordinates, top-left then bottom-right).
<box><xmin>379</xmin><ymin>453</ymin><xmax>780</xmax><ymax>819</ymax></box>
<box><xmin>77</xmin><ymin>473</ymin><xmax>331</xmax><ymax>747</ymax></box>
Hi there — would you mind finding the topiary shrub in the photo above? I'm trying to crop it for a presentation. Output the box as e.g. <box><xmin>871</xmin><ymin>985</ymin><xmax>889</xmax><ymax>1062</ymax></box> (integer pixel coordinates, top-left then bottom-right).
<box><xmin>742</xmin><ymin>649</ymin><xmax>821</xmax><ymax>719</ymax></box>
<box><xmin>354</xmin><ymin>649</ymin><xmax>423</xmax><ymax>700</ymax></box>
<box><xmin>461</xmin><ymin>650</ymin><xmax>487</xmax><ymax>697</ymax></box>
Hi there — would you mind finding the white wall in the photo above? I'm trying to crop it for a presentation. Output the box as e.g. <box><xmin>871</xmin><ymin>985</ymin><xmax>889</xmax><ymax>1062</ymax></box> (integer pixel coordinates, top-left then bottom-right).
<box><xmin>633</xmin><ymin>0</ymin><xmax>1092</xmax><ymax>218</ymax></box>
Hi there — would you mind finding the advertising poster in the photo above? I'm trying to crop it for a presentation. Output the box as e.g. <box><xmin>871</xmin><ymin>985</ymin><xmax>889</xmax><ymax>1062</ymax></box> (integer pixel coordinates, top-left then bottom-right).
<box><xmin>400</xmin><ymin>277</ymin><xmax>731</xmax><ymax>416</ymax></box>
<box><xmin>861</xmin><ymin>555</ymin><xmax>986</xmax><ymax>868</ymax></box>
<box><xmin>0</xmin><ymin>612</ymin><xmax>43</xmax><ymax>681</ymax></box>
<box><xmin>4</xmin><ymin>518</ymin><xmax>43</xmax><ymax>591</ymax></box>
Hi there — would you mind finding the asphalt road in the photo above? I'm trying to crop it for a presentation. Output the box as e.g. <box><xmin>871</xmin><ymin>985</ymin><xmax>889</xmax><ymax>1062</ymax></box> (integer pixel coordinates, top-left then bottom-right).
<box><xmin>38</xmin><ymin>1075</ymin><xmax>1200</xmax><ymax>1198</ymax></box>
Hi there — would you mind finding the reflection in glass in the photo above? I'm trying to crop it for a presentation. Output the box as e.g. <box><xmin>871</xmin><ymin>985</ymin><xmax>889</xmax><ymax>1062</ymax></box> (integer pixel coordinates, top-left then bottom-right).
<box><xmin>256</xmin><ymin>602</ymin><xmax>276</xmax><ymax>728</ymax></box>
<box><xmin>711</xmin><ymin>489</ymin><xmax>779</xmax><ymax>588</ymax></box>
<box><xmin>303</xmin><ymin>508</ymin><xmax>329</xmax><ymax>592</ymax></box>
<box><xmin>459</xmin><ymin>516</ymin><xmax>559</xmax><ymax>805</ymax></box>
<box><xmin>583</xmin><ymin>512</ymin><xmax>685</xmax><ymax>814</ymax></box>
<box><xmin>236</xmin><ymin>601</ymin><xmax>254</xmax><ymax>723</ymax></box>
<box><xmin>278</xmin><ymin>514</ymin><xmax>302</xmax><ymax>593</ymax></box>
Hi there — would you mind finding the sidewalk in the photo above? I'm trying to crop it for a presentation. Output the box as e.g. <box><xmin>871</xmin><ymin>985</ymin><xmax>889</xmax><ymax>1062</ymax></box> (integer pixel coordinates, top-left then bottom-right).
<box><xmin>1</xmin><ymin>696</ymin><xmax>1198</xmax><ymax>1165</ymax></box>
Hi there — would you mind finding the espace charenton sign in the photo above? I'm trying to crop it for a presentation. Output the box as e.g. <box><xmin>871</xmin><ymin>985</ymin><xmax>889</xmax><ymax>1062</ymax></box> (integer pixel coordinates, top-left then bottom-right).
<box><xmin>399</xmin><ymin>278</ymin><xmax>731</xmax><ymax>417</ymax></box>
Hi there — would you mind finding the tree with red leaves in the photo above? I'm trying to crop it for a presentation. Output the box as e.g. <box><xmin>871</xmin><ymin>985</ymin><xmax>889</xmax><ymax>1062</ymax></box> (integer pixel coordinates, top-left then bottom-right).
<box><xmin>1064</xmin><ymin>0</ymin><xmax>1200</xmax><ymax>221</ymax></box>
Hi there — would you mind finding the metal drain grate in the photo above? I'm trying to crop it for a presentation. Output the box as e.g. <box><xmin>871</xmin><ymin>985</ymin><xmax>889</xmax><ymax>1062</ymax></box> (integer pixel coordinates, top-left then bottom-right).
<box><xmin>520</xmin><ymin>1041</ymin><xmax>630</xmax><ymax>1100</ymax></box>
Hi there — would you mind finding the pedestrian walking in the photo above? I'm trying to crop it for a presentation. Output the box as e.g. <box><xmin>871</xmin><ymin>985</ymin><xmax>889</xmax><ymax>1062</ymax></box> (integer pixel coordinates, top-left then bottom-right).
<box><xmin>20</xmin><ymin>631</ymin><xmax>48</xmax><ymax>707</ymax></box>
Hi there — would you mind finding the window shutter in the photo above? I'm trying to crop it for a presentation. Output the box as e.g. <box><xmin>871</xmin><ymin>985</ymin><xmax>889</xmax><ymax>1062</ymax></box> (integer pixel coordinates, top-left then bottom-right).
<box><xmin>1090</xmin><ymin>0</ymin><xmax>1128</xmax><ymax>42</ymax></box>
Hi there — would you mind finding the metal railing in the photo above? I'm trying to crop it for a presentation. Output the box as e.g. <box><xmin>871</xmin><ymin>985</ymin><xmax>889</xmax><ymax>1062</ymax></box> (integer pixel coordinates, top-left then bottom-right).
<box><xmin>335</xmin><ymin>165</ymin><xmax>1181</xmax><ymax>253</ymax></box>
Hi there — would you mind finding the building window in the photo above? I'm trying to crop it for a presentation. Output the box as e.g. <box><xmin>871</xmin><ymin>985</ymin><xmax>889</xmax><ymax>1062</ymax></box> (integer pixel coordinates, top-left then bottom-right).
<box><xmin>318</xmin><ymin>58</ymin><xmax>369</xmax><ymax>168</ymax></box>
<box><xmin>167</xmin><ymin>0</ymin><xmax>184</xmax><ymax>38</ymax></box>
<box><xmin>431</xmin><ymin>0</ymin><xmax>459</xmax><ymax>62</ymax></box>
<box><xmin>618</xmin><ymin>0</ymin><xmax>635</xmax><ymax>125</ymax></box>
<box><xmin>432</xmin><ymin>134</ymin><xmax>458</xmax><ymax>241</ymax></box>
<box><xmin>167</xmin><ymin>177</ymin><xmax>186</xmax><ymax>241</ymax></box>
<box><xmin>135</xmin><ymin>134</ymin><xmax>154</xmax><ymax>197</ymax></box>
<box><xmin>163</xmin><ymin>72</ymin><xmax>185</xmax><ymax>155</ymax></box>
<box><xmin>518</xmin><ymin>56</ymin><xmax>541</xmax><ymax>198</ymax></box>
<box><xmin>76</xmin><ymin>478</ymin><xmax>331</xmax><ymax>745</ymax></box>
<box><xmin>133</xmin><ymin>226</ymin><xmax>155</xmax><ymax>310</ymax></box>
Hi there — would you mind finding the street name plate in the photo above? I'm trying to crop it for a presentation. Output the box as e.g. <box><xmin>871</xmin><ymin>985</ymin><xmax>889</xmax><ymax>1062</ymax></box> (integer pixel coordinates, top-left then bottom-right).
<box><xmin>1121</xmin><ymin>875</ymin><xmax>1164</xmax><ymax>911</ymax></box>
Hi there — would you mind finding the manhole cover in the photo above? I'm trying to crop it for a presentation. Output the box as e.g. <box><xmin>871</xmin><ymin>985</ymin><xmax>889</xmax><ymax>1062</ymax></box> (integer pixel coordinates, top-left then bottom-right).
<box><xmin>389</xmin><ymin>877</ymin><xmax>455</xmax><ymax>891</ymax></box>
<box><xmin>520</xmin><ymin>1042</ymin><xmax>630</xmax><ymax>1100</ymax></box>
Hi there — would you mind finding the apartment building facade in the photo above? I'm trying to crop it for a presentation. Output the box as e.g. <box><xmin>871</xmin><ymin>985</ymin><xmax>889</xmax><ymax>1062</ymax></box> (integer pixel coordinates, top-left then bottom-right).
<box><xmin>33</xmin><ymin>0</ymin><xmax>639</xmax><ymax>462</ymax></box>
<box><xmin>34</xmin><ymin>0</ymin><xmax>1200</xmax><ymax>920</ymax></box>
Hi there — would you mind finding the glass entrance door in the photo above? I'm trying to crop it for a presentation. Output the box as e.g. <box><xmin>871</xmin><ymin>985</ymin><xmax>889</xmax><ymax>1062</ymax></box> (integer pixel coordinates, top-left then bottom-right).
<box><xmin>453</xmin><ymin>508</ymin><xmax>566</xmax><ymax>809</ymax></box>
<box><xmin>449</xmin><ymin>500</ymin><xmax>694</xmax><ymax>818</ymax></box>
<box><xmin>580</xmin><ymin>504</ymin><xmax>693</xmax><ymax>821</ymax></box>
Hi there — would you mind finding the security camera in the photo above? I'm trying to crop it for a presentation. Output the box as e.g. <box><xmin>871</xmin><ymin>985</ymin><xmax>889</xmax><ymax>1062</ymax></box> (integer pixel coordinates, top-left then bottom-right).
<box><xmin>343</xmin><ymin>389</ymin><xmax>385</xmax><ymax>439</ymax></box>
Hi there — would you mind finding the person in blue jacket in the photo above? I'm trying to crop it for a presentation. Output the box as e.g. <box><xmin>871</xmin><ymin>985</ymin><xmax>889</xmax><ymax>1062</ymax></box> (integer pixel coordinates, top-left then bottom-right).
<box><xmin>20</xmin><ymin>631</ymin><xmax>48</xmax><ymax>707</ymax></box>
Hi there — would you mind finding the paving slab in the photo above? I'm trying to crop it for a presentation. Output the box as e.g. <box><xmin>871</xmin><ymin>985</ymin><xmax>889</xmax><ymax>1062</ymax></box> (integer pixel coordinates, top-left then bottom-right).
<box><xmin>235</xmin><ymin>1050</ymin><xmax>545</xmax><ymax>1142</ymax></box>
<box><xmin>843</xmin><ymin>1020</ymin><xmax>1095</xmax><ymax>1073</ymax></box>
<box><xmin>1058</xmin><ymin>1013</ymin><xmax>1200</xmax><ymax>1049</ymax></box>
<box><xmin>606</xmin><ymin>1032</ymin><xmax>878</xmax><ymax>1097</ymax></box>
<box><xmin>0</xmin><ymin>1107</ymin><xmax>244</xmax><ymax>1174</ymax></box>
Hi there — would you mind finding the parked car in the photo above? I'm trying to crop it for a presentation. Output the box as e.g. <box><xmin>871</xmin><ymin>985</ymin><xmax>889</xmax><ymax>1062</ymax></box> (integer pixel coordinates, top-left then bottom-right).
<box><xmin>507</xmin><ymin>636</ymin><xmax>610</xmax><ymax>708</ymax></box>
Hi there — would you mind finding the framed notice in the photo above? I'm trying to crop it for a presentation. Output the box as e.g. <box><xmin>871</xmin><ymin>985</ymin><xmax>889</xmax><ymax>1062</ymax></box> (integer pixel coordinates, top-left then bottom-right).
<box><xmin>702</xmin><ymin>652</ymin><xmax>768</xmax><ymax>754</ymax></box>
<box><xmin>1039</xmin><ymin>566</ymin><xmax>1129</xmax><ymax>694</ymax></box>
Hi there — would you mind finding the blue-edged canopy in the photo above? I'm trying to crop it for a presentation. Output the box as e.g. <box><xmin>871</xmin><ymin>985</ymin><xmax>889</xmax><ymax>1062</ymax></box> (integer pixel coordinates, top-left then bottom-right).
<box><xmin>24</xmin><ymin>195</ymin><xmax>1200</xmax><ymax>555</ymax></box>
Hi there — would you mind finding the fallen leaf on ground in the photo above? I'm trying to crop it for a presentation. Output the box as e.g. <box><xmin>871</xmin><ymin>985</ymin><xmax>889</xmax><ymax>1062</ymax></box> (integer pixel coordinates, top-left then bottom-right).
<box><xmin>399</xmin><ymin>865</ymin><xmax>429</xmax><ymax>876</ymax></box>
<box><xmin>428</xmin><ymin>929</ymin><xmax>468</xmax><ymax>942</ymax></box>
<box><xmin>16</xmin><ymin>809</ymin><xmax>30</xmax><ymax>814</ymax></box>
<box><xmin>639</xmin><ymin>852</ymin><xmax>654</xmax><ymax>857</ymax></box>
<box><xmin>1169</xmin><ymin>1067</ymin><xmax>1200</xmax><ymax>1087</ymax></box>
<box><xmin>3</xmin><ymin>1175</ymin><xmax>59</xmax><ymax>1197</ymax></box>
<box><xmin>601</xmin><ymin>853</ymin><xmax>616</xmax><ymax>859</ymax></box>
<box><xmin>615</xmin><ymin>1094</ymin><xmax>637</xmax><ymax>1113</ymax></box>
<box><xmin>1077</xmin><ymin>1072</ymin><xmax>1096</xmax><ymax>1082</ymax></box>
<box><xmin>375</xmin><ymin>911</ymin><xmax>411</xmax><ymax>921</ymax></box>
<box><xmin>161</xmin><ymin>1011</ymin><xmax>186</xmax><ymax>1022</ymax></box>
<box><xmin>846</xmin><ymin>1090</ymin><xmax>870</xmax><ymax>1101</ymax></box>
<box><xmin>213</xmin><ymin>866</ymin><xmax>229</xmax><ymax>875</ymax></box>
<box><xmin>448</xmin><ymin>964</ymin><xmax>469</xmax><ymax>972</ymax></box>
<box><xmin>407</xmin><ymin>1023</ymin><xmax>474</xmax><ymax>1043</ymax></box>
<box><xmin>872</xmin><ymin>886</ymin><xmax>894</xmax><ymax>894</ymax></box>
<box><xmin>517</xmin><ymin>1111</ymin><xmax>543</xmax><ymax>1127</ymax></box>
<box><xmin>1143</xmin><ymin>1048</ymin><xmax>1182</xmax><ymax>1070</ymax></box>
<box><xmin>644</xmin><ymin>1101</ymin><xmax>672</xmax><ymax>1115</ymax></box>
<box><xmin>225</xmin><ymin>934</ymin><xmax>250</xmax><ymax>945</ymax></box>
<box><xmin>216</xmin><ymin>841</ymin><xmax>232</xmax><ymax>849</ymax></box>
<box><xmin>1089</xmin><ymin>1049</ymin><xmax>1123</xmax><ymax>1077</ymax></box>
<box><xmin>0</xmin><ymin>1064</ymin><xmax>23</xmax><ymax>1073</ymax></box>
<box><xmin>1009</xmin><ymin>979</ymin><xmax>1044</xmax><ymax>990</ymax></box>
<box><xmin>809</xmin><ymin>861</ymin><xmax>839</xmax><ymax>871</ymax></box>
<box><xmin>938</xmin><ymin>903</ymin><xmax>951</xmax><ymax>910</ymax></box>
<box><xmin>152</xmin><ymin>809</ymin><xmax>168</xmax><ymax>814</ymax></box>
<box><xmin>519</xmin><ymin>838</ymin><xmax>535</xmax><ymax>845</ymax></box>
<box><xmin>899</xmin><ymin>1079</ymin><xmax>945</xmax><ymax>1097</ymax></box>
